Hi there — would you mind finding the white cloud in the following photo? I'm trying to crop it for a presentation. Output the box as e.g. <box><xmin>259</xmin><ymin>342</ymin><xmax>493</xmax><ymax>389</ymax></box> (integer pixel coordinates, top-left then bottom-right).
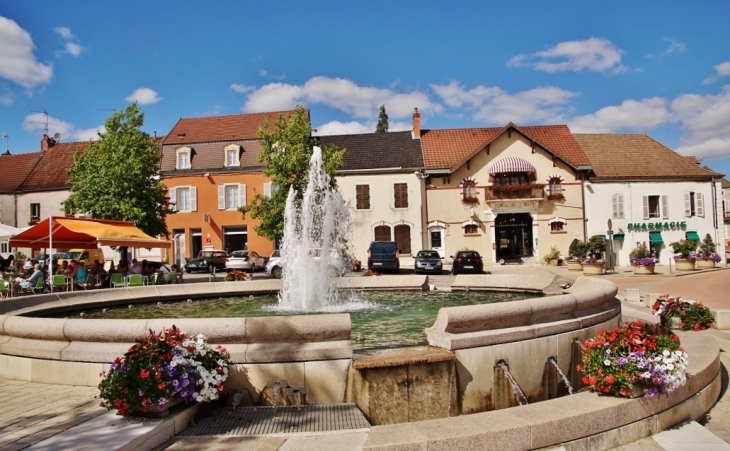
<box><xmin>660</xmin><ymin>37</ymin><xmax>686</xmax><ymax>56</ymax></box>
<box><xmin>259</xmin><ymin>69</ymin><xmax>267</xmax><ymax>76</ymax></box>
<box><xmin>230</xmin><ymin>83</ymin><xmax>255</xmax><ymax>94</ymax></box>
<box><xmin>314</xmin><ymin>121</ymin><xmax>373</xmax><ymax>136</ymax></box>
<box><xmin>53</xmin><ymin>26</ymin><xmax>84</xmax><ymax>58</ymax></box>
<box><xmin>508</xmin><ymin>37</ymin><xmax>626</xmax><ymax>74</ymax></box>
<box><xmin>672</xmin><ymin>85</ymin><xmax>730</xmax><ymax>149</ymax></box>
<box><xmin>676</xmin><ymin>137</ymin><xmax>730</xmax><ymax>160</ymax></box>
<box><xmin>703</xmin><ymin>61</ymin><xmax>730</xmax><ymax>85</ymax></box>
<box><xmin>0</xmin><ymin>90</ymin><xmax>12</xmax><ymax>105</ymax></box>
<box><xmin>73</xmin><ymin>126</ymin><xmax>104</xmax><ymax>141</ymax></box>
<box><xmin>569</xmin><ymin>98</ymin><xmax>671</xmax><ymax>133</ymax></box>
<box><xmin>240</xmin><ymin>76</ymin><xmax>440</xmax><ymax>118</ymax></box>
<box><xmin>0</xmin><ymin>16</ymin><xmax>53</xmax><ymax>88</ymax></box>
<box><xmin>22</xmin><ymin>112</ymin><xmax>104</xmax><ymax>142</ymax></box>
<box><xmin>53</xmin><ymin>27</ymin><xmax>74</xmax><ymax>40</ymax></box>
<box><xmin>61</xmin><ymin>42</ymin><xmax>82</xmax><ymax>57</ymax></box>
<box><xmin>432</xmin><ymin>81</ymin><xmax>578</xmax><ymax>124</ymax></box>
<box><xmin>126</xmin><ymin>88</ymin><xmax>162</xmax><ymax>105</ymax></box>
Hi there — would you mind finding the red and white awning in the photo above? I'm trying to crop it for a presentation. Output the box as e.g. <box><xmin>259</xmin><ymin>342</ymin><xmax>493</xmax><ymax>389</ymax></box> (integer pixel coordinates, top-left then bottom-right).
<box><xmin>488</xmin><ymin>157</ymin><xmax>536</xmax><ymax>174</ymax></box>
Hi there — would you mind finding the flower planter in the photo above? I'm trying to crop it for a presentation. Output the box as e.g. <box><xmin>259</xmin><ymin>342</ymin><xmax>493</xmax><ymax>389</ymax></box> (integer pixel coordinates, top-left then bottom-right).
<box><xmin>581</xmin><ymin>262</ymin><xmax>605</xmax><ymax>275</ymax></box>
<box><xmin>566</xmin><ymin>260</ymin><xmax>583</xmax><ymax>271</ymax></box>
<box><xmin>696</xmin><ymin>259</ymin><xmax>716</xmax><ymax>269</ymax></box>
<box><xmin>129</xmin><ymin>400</ymin><xmax>178</xmax><ymax>418</ymax></box>
<box><xmin>674</xmin><ymin>259</ymin><xmax>696</xmax><ymax>271</ymax></box>
<box><xmin>633</xmin><ymin>264</ymin><xmax>655</xmax><ymax>275</ymax></box>
<box><xmin>668</xmin><ymin>316</ymin><xmax>682</xmax><ymax>330</ymax></box>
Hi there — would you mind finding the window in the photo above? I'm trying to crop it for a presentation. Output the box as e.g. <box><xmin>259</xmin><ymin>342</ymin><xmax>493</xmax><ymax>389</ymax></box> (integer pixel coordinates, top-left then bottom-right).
<box><xmin>464</xmin><ymin>224</ymin><xmax>479</xmax><ymax>234</ymax></box>
<box><xmin>29</xmin><ymin>203</ymin><xmax>41</xmax><ymax>224</ymax></box>
<box><xmin>356</xmin><ymin>184</ymin><xmax>370</xmax><ymax>210</ymax></box>
<box><xmin>169</xmin><ymin>186</ymin><xmax>197</xmax><ymax>212</ymax></box>
<box><xmin>462</xmin><ymin>180</ymin><xmax>477</xmax><ymax>201</ymax></box>
<box><xmin>264</xmin><ymin>182</ymin><xmax>278</xmax><ymax>198</ymax></box>
<box><xmin>374</xmin><ymin>225</ymin><xmax>391</xmax><ymax>241</ymax></box>
<box><xmin>394</xmin><ymin>224</ymin><xmax>411</xmax><ymax>254</ymax></box>
<box><xmin>218</xmin><ymin>184</ymin><xmax>246</xmax><ymax>209</ymax></box>
<box><xmin>224</xmin><ymin>144</ymin><xmax>241</xmax><ymax>167</ymax></box>
<box><xmin>684</xmin><ymin>192</ymin><xmax>704</xmax><ymax>217</ymax></box>
<box><xmin>724</xmin><ymin>199</ymin><xmax>730</xmax><ymax>219</ymax></box>
<box><xmin>493</xmin><ymin>174</ymin><xmax>529</xmax><ymax>186</ymax></box>
<box><xmin>176</xmin><ymin>147</ymin><xmax>192</xmax><ymax>170</ymax></box>
<box><xmin>643</xmin><ymin>195</ymin><xmax>668</xmax><ymax>219</ymax></box>
<box><xmin>611</xmin><ymin>193</ymin><xmax>625</xmax><ymax>219</ymax></box>
<box><xmin>548</xmin><ymin>217</ymin><xmax>565</xmax><ymax>232</ymax></box>
<box><xmin>548</xmin><ymin>177</ymin><xmax>562</xmax><ymax>195</ymax></box>
<box><xmin>394</xmin><ymin>183</ymin><xmax>408</xmax><ymax>208</ymax></box>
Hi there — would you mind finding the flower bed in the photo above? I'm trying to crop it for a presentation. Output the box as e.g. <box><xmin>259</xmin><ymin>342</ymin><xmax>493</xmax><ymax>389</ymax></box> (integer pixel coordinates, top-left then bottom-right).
<box><xmin>629</xmin><ymin>242</ymin><xmax>657</xmax><ymax>267</ymax></box>
<box><xmin>98</xmin><ymin>326</ymin><xmax>230</xmax><ymax>417</ymax></box>
<box><xmin>652</xmin><ymin>295</ymin><xmax>715</xmax><ymax>331</ymax></box>
<box><xmin>577</xmin><ymin>321</ymin><xmax>687</xmax><ymax>397</ymax></box>
<box><xmin>224</xmin><ymin>269</ymin><xmax>248</xmax><ymax>281</ymax></box>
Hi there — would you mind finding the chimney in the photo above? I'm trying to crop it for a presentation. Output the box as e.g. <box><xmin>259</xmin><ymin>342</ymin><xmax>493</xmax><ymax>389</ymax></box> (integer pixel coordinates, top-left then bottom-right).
<box><xmin>412</xmin><ymin>108</ymin><xmax>421</xmax><ymax>139</ymax></box>
<box><xmin>41</xmin><ymin>134</ymin><xmax>55</xmax><ymax>151</ymax></box>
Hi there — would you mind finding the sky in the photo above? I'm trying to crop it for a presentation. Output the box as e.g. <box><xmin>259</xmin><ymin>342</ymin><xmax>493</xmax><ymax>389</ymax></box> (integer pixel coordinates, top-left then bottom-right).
<box><xmin>1</xmin><ymin>1</ymin><xmax>730</xmax><ymax>176</ymax></box>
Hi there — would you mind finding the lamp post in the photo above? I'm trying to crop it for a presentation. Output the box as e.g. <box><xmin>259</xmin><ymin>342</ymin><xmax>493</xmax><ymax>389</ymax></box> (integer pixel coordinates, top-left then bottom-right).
<box><xmin>606</xmin><ymin>218</ymin><xmax>614</xmax><ymax>272</ymax></box>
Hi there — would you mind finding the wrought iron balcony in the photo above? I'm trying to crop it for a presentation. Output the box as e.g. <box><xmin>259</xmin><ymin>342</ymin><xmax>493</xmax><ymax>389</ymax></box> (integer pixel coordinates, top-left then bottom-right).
<box><xmin>486</xmin><ymin>184</ymin><xmax>544</xmax><ymax>201</ymax></box>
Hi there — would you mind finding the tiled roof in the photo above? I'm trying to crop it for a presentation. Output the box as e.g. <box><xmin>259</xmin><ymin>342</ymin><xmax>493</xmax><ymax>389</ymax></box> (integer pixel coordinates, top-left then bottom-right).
<box><xmin>162</xmin><ymin>110</ymin><xmax>299</xmax><ymax>145</ymax></box>
<box><xmin>420</xmin><ymin>123</ymin><xmax>590</xmax><ymax>172</ymax></box>
<box><xmin>17</xmin><ymin>141</ymin><xmax>90</xmax><ymax>192</ymax></box>
<box><xmin>573</xmin><ymin>134</ymin><xmax>723</xmax><ymax>180</ymax></box>
<box><xmin>160</xmin><ymin>140</ymin><xmax>265</xmax><ymax>172</ymax></box>
<box><xmin>0</xmin><ymin>152</ymin><xmax>42</xmax><ymax>193</ymax></box>
<box><xmin>318</xmin><ymin>131</ymin><xmax>424</xmax><ymax>171</ymax></box>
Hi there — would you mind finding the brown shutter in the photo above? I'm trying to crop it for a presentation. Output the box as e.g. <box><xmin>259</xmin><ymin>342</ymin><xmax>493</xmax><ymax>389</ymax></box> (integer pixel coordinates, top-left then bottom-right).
<box><xmin>394</xmin><ymin>225</ymin><xmax>411</xmax><ymax>254</ymax></box>
<box><xmin>356</xmin><ymin>185</ymin><xmax>370</xmax><ymax>209</ymax></box>
<box><xmin>394</xmin><ymin>183</ymin><xmax>408</xmax><ymax>208</ymax></box>
<box><xmin>374</xmin><ymin>225</ymin><xmax>391</xmax><ymax>241</ymax></box>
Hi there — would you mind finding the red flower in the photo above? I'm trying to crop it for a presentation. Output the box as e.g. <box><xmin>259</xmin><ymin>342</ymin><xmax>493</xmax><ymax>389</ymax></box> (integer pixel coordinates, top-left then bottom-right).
<box><xmin>604</xmin><ymin>374</ymin><xmax>615</xmax><ymax>384</ymax></box>
<box><xmin>140</xmin><ymin>369</ymin><xmax>150</xmax><ymax>379</ymax></box>
<box><xmin>216</xmin><ymin>367</ymin><xmax>224</xmax><ymax>374</ymax></box>
<box><xmin>575</xmin><ymin>364</ymin><xmax>582</xmax><ymax>372</ymax></box>
<box><xmin>158</xmin><ymin>383</ymin><xmax>166</xmax><ymax>390</ymax></box>
<box><xmin>588</xmin><ymin>376</ymin><xmax>598</xmax><ymax>385</ymax></box>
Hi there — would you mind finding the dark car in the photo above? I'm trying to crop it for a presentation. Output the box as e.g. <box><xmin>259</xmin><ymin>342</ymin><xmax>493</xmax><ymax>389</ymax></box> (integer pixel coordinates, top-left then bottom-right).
<box><xmin>367</xmin><ymin>241</ymin><xmax>399</xmax><ymax>272</ymax></box>
<box><xmin>414</xmin><ymin>250</ymin><xmax>443</xmax><ymax>274</ymax></box>
<box><xmin>184</xmin><ymin>250</ymin><xmax>229</xmax><ymax>273</ymax></box>
<box><xmin>451</xmin><ymin>250</ymin><xmax>484</xmax><ymax>275</ymax></box>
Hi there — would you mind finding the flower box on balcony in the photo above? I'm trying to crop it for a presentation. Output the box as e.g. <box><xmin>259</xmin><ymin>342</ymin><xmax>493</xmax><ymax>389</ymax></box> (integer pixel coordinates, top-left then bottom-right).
<box><xmin>461</xmin><ymin>196</ymin><xmax>480</xmax><ymax>205</ymax></box>
<box><xmin>547</xmin><ymin>193</ymin><xmax>565</xmax><ymax>201</ymax></box>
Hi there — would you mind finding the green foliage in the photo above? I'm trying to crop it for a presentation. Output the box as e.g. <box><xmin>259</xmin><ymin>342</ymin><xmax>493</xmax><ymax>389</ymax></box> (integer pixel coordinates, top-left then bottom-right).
<box><xmin>376</xmin><ymin>105</ymin><xmax>389</xmax><ymax>133</ymax></box>
<box><xmin>568</xmin><ymin>238</ymin><xmax>584</xmax><ymax>258</ymax></box>
<box><xmin>543</xmin><ymin>245</ymin><xmax>561</xmax><ymax>263</ymax></box>
<box><xmin>586</xmin><ymin>235</ymin><xmax>607</xmax><ymax>258</ymax></box>
<box><xmin>669</xmin><ymin>239</ymin><xmax>697</xmax><ymax>258</ymax></box>
<box><xmin>239</xmin><ymin>105</ymin><xmax>344</xmax><ymax>241</ymax></box>
<box><xmin>64</xmin><ymin>103</ymin><xmax>172</xmax><ymax>238</ymax></box>
<box><xmin>699</xmin><ymin>233</ymin><xmax>716</xmax><ymax>254</ymax></box>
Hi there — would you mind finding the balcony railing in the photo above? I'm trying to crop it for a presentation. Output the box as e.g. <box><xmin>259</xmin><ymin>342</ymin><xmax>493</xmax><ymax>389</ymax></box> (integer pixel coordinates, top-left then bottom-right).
<box><xmin>486</xmin><ymin>184</ymin><xmax>544</xmax><ymax>201</ymax></box>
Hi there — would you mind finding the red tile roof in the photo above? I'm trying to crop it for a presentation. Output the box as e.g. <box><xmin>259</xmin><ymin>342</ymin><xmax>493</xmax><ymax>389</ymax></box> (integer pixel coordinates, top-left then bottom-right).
<box><xmin>17</xmin><ymin>141</ymin><xmax>90</xmax><ymax>192</ymax></box>
<box><xmin>573</xmin><ymin>134</ymin><xmax>723</xmax><ymax>180</ymax></box>
<box><xmin>420</xmin><ymin>123</ymin><xmax>590</xmax><ymax>171</ymax></box>
<box><xmin>0</xmin><ymin>152</ymin><xmax>42</xmax><ymax>193</ymax></box>
<box><xmin>162</xmin><ymin>110</ymin><xmax>299</xmax><ymax>145</ymax></box>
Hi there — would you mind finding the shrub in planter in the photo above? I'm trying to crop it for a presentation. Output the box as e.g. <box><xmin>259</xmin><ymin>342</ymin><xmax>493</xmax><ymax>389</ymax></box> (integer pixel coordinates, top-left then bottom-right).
<box><xmin>543</xmin><ymin>246</ymin><xmax>562</xmax><ymax>265</ymax></box>
<box><xmin>629</xmin><ymin>242</ymin><xmax>657</xmax><ymax>267</ymax></box>
<box><xmin>669</xmin><ymin>239</ymin><xmax>697</xmax><ymax>262</ymax></box>
<box><xmin>577</xmin><ymin>321</ymin><xmax>687</xmax><ymax>397</ymax></box>
<box><xmin>652</xmin><ymin>295</ymin><xmax>715</xmax><ymax>331</ymax></box>
<box><xmin>697</xmin><ymin>234</ymin><xmax>721</xmax><ymax>263</ymax></box>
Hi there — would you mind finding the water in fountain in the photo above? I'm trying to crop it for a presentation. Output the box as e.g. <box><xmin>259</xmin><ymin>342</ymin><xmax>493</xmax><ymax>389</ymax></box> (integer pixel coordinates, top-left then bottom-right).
<box><xmin>498</xmin><ymin>361</ymin><xmax>529</xmax><ymax>406</ymax></box>
<box><xmin>547</xmin><ymin>356</ymin><xmax>574</xmax><ymax>395</ymax></box>
<box><xmin>276</xmin><ymin>146</ymin><xmax>366</xmax><ymax>312</ymax></box>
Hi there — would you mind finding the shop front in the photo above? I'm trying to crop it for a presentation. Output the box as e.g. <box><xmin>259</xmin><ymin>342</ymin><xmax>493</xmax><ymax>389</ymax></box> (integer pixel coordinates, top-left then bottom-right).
<box><xmin>494</xmin><ymin>213</ymin><xmax>534</xmax><ymax>261</ymax></box>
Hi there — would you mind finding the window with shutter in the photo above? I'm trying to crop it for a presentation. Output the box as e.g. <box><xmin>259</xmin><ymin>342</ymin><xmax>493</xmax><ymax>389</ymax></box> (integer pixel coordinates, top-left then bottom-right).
<box><xmin>356</xmin><ymin>185</ymin><xmax>370</xmax><ymax>210</ymax></box>
<box><xmin>374</xmin><ymin>225</ymin><xmax>391</xmax><ymax>241</ymax></box>
<box><xmin>684</xmin><ymin>192</ymin><xmax>692</xmax><ymax>217</ymax></box>
<box><xmin>239</xmin><ymin>184</ymin><xmax>247</xmax><ymax>207</ymax></box>
<box><xmin>643</xmin><ymin>196</ymin><xmax>650</xmax><ymax>219</ymax></box>
<box><xmin>394</xmin><ymin>225</ymin><xmax>411</xmax><ymax>254</ymax></box>
<box><xmin>218</xmin><ymin>185</ymin><xmax>225</xmax><ymax>210</ymax></box>
<box><xmin>661</xmin><ymin>195</ymin><xmax>669</xmax><ymax>219</ymax></box>
<box><xmin>225</xmin><ymin>185</ymin><xmax>238</xmax><ymax>209</ymax></box>
<box><xmin>611</xmin><ymin>194</ymin><xmax>625</xmax><ymax>219</ymax></box>
<box><xmin>190</xmin><ymin>186</ymin><xmax>197</xmax><ymax>211</ymax></box>
<box><xmin>264</xmin><ymin>182</ymin><xmax>272</xmax><ymax>198</ymax></box>
<box><xmin>696</xmin><ymin>193</ymin><xmax>704</xmax><ymax>217</ymax></box>
<box><xmin>394</xmin><ymin>183</ymin><xmax>408</xmax><ymax>208</ymax></box>
<box><xmin>169</xmin><ymin>188</ymin><xmax>177</xmax><ymax>211</ymax></box>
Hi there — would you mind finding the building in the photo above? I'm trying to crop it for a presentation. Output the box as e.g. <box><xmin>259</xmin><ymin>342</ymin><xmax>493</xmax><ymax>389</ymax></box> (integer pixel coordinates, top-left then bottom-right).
<box><xmin>574</xmin><ymin>134</ymin><xmax>725</xmax><ymax>266</ymax></box>
<box><xmin>161</xmin><ymin>111</ymin><xmax>296</xmax><ymax>266</ymax></box>
<box><xmin>319</xmin><ymin>130</ymin><xmax>426</xmax><ymax>264</ymax></box>
<box><xmin>0</xmin><ymin>151</ymin><xmax>42</xmax><ymax>256</ymax></box>
<box><xmin>419</xmin><ymin>110</ymin><xmax>592</xmax><ymax>264</ymax></box>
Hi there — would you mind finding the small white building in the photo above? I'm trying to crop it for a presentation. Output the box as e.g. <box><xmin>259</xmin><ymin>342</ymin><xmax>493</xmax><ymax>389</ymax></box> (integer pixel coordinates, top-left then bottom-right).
<box><xmin>575</xmin><ymin>134</ymin><xmax>725</xmax><ymax>266</ymax></box>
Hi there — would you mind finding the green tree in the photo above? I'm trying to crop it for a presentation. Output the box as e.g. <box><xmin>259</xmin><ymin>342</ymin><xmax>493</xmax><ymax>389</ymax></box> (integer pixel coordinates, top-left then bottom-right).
<box><xmin>376</xmin><ymin>105</ymin><xmax>389</xmax><ymax>133</ymax></box>
<box><xmin>64</xmin><ymin>103</ymin><xmax>173</xmax><ymax>238</ymax></box>
<box><xmin>239</xmin><ymin>105</ymin><xmax>344</xmax><ymax>240</ymax></box>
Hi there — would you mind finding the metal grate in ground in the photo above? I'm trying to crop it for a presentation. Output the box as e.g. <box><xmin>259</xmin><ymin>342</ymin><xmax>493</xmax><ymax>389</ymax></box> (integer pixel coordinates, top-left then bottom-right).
<box><xmin>179</xmin><ymin>403</ymin><xmax>370</xmax><ymax>436</ymax></box>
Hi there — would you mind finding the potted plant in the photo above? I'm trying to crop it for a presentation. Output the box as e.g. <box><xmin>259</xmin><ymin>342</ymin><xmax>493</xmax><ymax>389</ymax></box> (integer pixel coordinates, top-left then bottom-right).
<box><xmin>669</xmin><ymin>239</ymin><xmax>697</xmax><ymax>271</ymax></box>
<box><xmin>576</xmin><ymin>320</ymin><xmax>687</xmax><ymax>398</ymax></box>
<box><xmin>98</xmin><ymin>326</ymin><xmax>230</xmax><ymax>417</ymax></box>
<box><xmin>629</xmin><ymin>242</ymin><xmax>657</xmax><ymax>275</ymax></box>
<box><xmin>543</xmin><ymin>246</ymin><xmax>562</xmax><ymax>266</ymax></box>
<box><xmin>566</xmin><ymin>239</ymin><xmax>586</xmax><ymax>271</ymax></box>
<box><xmin>224</xmin><ymin>269</ymin><xmax>248</xmax><ymax>281</ymax></box>
<box><xmin>696</xmin><ymin>234</ymin><xmax>721</xmax><ymax>269</ymax></box>
<box><xmin>652</xmin><ymin>295</ymin><xmax>715</xmax><ymax>331</ymax></box>
<box><xmin>580</xmin><ymin>235</ymin><xmax>606</xmax><ymax>275</ymax></box>
<box><xmin>546</xmin><ymin>193</ymin><xmax>565</xmax><ymax>201</ymax></box>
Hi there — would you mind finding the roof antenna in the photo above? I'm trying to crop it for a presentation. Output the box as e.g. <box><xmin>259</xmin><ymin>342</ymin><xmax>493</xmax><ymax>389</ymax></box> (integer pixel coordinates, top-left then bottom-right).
<box><xmin>2</xmin><ymin>133</ymin><xmax>8</xmax><ymax>151</ymax></box>
<box><xmin>30</xmin><ymin>110</ymin><xmax>49</xmax><ymax>135</ymax></box>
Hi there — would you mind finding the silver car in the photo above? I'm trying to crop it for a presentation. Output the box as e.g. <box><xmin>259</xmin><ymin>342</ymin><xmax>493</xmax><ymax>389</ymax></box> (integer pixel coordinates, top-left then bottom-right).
<box><xmin>265</xmin><ymin>250</ymin><xmax>282</xmax><ymax>278</ymax></box>
<box><xmin>225</xmin><ymin>250</ymin><xmax>265</xmax><ymax>272</ymax></box>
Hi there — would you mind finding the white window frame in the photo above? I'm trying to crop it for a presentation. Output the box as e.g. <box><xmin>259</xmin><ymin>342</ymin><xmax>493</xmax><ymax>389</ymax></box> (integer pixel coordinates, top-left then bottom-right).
<box><xmin>684</xmin><ymin>192</ymin><xmax>705</xmax><ymax>217</ymax></box>
<box><xmin>643</xmin><ymin>195</ymin><xmax>668</xmax><ymax>219</ymax></box>
<box><xmin>611</xmin><ymin>193</ymin><xmax>625</xmax><ymax>219</ymax></box>
<box><xmin>263</xmin><ymin>182</ymin><xmax>278</xmax><ymax>198</ymax></box>
<box><xmin>224</xmin><ymin>144</ymin><xmax>242</xmax><ymax>168</ymax></box>
<box><xmin>169</xmin><ymin>186</ymin><xmax>197</xmax><ymax>212</ymax></box>
<box><xmin>218</xmin><ymin>183</ymin><xmax>246</xmax><ymax>210</ymax></box>
<box><xmin>176</xmin><ymin>146</ymin><xmax>192</xmax><ymax>170</ymax></box>
<box><xmin>547</xmin><ymin>217</ymin><xmax>566</xmax><ymax>233</ymax></box>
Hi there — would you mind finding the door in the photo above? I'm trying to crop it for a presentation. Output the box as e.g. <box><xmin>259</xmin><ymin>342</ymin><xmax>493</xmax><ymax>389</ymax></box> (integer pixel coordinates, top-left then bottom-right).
<box><xmin>190</xmin><ymin>229</ymin><xmax>202</xmax><ymax>260</ymax></box>
<box><xmin>429</xmin><ymin>228</ymin><xmax>445</xmax><ymax>258</ymax></box>
<box><xmin>174</xmin><ymin>232</ymin><xmax>185</xmax><ymax>268</ymax></box>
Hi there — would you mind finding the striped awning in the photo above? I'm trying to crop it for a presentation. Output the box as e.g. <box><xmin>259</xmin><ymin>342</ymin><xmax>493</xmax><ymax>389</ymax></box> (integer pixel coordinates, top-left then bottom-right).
<box><xmin>488</xmin><ymin>157</ymin><xmax>536</xmax><ymax>174</ymax></box>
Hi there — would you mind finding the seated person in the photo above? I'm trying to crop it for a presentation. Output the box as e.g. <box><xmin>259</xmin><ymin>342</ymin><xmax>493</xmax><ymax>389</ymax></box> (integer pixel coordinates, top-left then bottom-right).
<box><xmin>66</xmin><ymin>260</ymin><xmax>79</xmax><ymax>279</ymax></box>
<box><xmin>158</xmin><ymin>259</ymin><xmax>173</xmax><ymax>279</ymax></box>
<box><xmin>70</xmin><ymin>261</ymin><xmax>88</xmax><ymax>288</ymax></box>
<box><xmin>13</xmin><ymin>264</ymin><xmax>44</xmax><ymax>296</ymax></box>
<box><xmin>56</xmin><ymin>260</ymin><xmax>69</xmax><ymax>275</ymax></box>
<box><xmin>130</xmin><ymin>259</ymin><xmax>142</xmax><ymax>275</ymax></box>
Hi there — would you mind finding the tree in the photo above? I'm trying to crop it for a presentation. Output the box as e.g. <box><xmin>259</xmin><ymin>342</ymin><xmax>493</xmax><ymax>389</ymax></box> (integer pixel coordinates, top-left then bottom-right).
<box><xmin>64</xmin><ymin>103</ymin><xmax>173</xmax><ymax>238</ymax></box>
<box><xmin>239</xmin><ymin>105</ymin><xmax>344</xmax><ymax>240</ymax></box>
<box><xmin>376</xmin><ymin>105</ymin><xmax>389</xmax><ymax>133</ymax></box>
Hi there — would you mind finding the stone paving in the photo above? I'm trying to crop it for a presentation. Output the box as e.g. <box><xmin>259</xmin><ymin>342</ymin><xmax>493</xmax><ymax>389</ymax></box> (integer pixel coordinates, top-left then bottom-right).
<box><xmin>1</xmin><ymin>265</ymin><xmax>730</xmax><ymax>450</ymax></box>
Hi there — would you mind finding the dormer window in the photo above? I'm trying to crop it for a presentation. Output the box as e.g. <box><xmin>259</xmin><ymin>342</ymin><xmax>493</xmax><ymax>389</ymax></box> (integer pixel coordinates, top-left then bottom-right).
<box><xmin>224</xmin><ymin>144</ymin><xmax>242</xmax><ymax>167</ymax></box>
<box><xmin>176</xmin><ymin>147</ymin><xmax>192</xmax><ymax>170</ymax></box>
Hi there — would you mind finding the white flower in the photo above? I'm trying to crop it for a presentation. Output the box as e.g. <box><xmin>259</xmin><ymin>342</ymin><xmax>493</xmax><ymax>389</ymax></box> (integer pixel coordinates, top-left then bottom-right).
<box><xmin>604</xmin><ymin>359</ymin><xmax>611</xmax><ymax>366</ymax></box>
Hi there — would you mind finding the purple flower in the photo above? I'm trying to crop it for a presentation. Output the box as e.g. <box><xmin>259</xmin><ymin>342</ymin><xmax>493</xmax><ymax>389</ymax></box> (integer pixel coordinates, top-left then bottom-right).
<box><xmin>138</xmin><ymin>389</ymin><xmax>144</xmax><ymax>397</ymax></box>
<box><xmin>617</xmin><ymin>357</ymin><xmax>627</xmax><ymax>366</ymax></box>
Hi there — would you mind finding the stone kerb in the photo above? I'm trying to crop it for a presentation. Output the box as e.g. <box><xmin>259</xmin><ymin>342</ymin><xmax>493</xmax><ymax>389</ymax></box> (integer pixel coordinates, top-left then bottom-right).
<box><xmin>426</xmin><ymin>276</ymin><xmax>619</xmax><ymax>350</ymax></box>
<box><xmin>451</xmin><ymin>274</ymin><xmax>556</xmax><ymax>293</ymax></box>
<box><xmin>362</xmin><ymin>330</ymin><xmax>720</xmax><ymax>451</ymax></box>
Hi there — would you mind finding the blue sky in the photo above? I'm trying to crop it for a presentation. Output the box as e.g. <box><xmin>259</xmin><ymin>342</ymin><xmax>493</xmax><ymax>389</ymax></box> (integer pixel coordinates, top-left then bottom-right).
<box><xmin>1</xmin><ymin>1</ymin><xmax>730</xmax><ymax>176</ymax></box>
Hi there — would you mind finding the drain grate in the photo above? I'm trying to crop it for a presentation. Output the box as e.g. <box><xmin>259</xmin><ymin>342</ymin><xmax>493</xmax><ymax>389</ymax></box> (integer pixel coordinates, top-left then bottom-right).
<box><xmin>180</xmin><ymin>403</ymin><xmax>370</xmax><ymax>436</ymax></box>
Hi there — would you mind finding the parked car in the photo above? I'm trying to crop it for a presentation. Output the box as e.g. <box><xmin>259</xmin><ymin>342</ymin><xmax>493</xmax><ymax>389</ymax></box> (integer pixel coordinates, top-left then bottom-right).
<box><xmin>309</xmin><ymin>248</ymin><xmax>350</xmax><ymax>277</ymax></box>
<box><xmin>414</xmin><ymin>250</ymin><xmax>443</xmax><ymax>274</ymax></box>
<box><xmin>225</xmin><ymin>250</ymin><xmax>266</xmax><ymax>272</ymax></box>
<box><xmin>265</xmin><ymin>250</ymin><xmax>282</xmax><ymax>278</ymax></box>
<box><xmin>367</xmin><ymin>241</ymin><xmax>400</xmax><ymax>272</ymax></box>
<box><xmin>451</xmin><ymin>250</ymin><xmax>484</xmax><ymax>275</ymax></box>
<box><xmin>184</xmin><ymin>250</ymin><xmax>228</xmax><ymax>273</ymax></box>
